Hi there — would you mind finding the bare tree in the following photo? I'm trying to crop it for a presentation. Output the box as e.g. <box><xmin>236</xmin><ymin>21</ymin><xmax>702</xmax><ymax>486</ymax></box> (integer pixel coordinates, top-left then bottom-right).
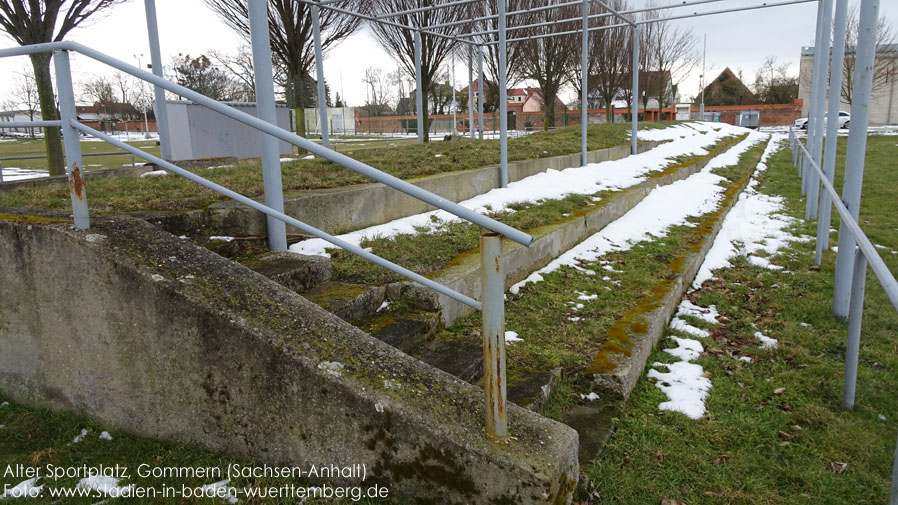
<box><xmin>841</xmin><ymin>5</ymin><xmax>896</xmax><ymax>105</ymax></box>
<box><xmin>570</xmin><ymin>0</ymin><xmax>632</xmax><ymax>122</ymax></box>
<box><xmin>516</xmin><ymin>0</ymin><xmax>580</xmax><ymax>129</ymax></box>
<box><xmin>80</xmin><ymin>75</ymin><xmax>116</xmax><ymax>106</ymax></box>
<box><xmin>368</xmin><ymin>0</ymin><xmax>471</xmax><ymax>141</ymax></box>
<box><xmin>471</xmin><ymin>0</ymin><xmax>528</xmax><ymax>113</ymax></box>
<box><xmin>209</xmin><ymin>47</ymin><xmax>257</xmax><ymax>101</ymax></box>
<box><xmin>753</xmin><ymin>56</ymin><xmax>798</xmax><ymax>104</ymax></box>
<box><xmin>362</xmin><ymin>67</ymin><xmax>393</xmax><ymax>116</ymax></box>
<box><xmin>203</xmin><ymin>0</ymin><xmax>365</xmax><ymax>137</ymax></box>
<box><xmin>642</xmin><ymin>2</ymin><xmax>698</xmax><ymax>118</ymax></box>
<box><xmin>0</xmin><ymin>0</ymin><xmax>127</xmax><ymax>175</ymax></box>
<box><xmin>8</xmin><ymin>66</ymin><xmax>40</xmax><ymax>137</ymax></box>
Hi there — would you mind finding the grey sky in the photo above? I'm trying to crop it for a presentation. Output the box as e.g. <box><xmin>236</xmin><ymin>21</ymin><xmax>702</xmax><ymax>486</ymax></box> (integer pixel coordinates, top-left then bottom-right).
<box><xmin>0</xmin><ymin>0</ymin><xmax>896</xmax><ymax>109</ymax></box>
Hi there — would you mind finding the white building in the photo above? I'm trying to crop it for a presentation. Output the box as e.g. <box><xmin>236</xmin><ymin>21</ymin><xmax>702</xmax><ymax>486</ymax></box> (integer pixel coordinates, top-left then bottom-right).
<box><xmin>799</xmin><ymin>44</ymin><xmax>898</xmax><ymax>124</ymax></box>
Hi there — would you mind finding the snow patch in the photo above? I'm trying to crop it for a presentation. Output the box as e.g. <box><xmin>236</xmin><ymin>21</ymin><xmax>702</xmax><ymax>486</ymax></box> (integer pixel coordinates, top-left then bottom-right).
<box><xmin>504</xmin><ymin>331</ymin><xmax>522</xmax><ymax>344</ymax></box>
<box><xmin>648</xmin><ymin>361</ymin><xmax>711</xmax><ymax>420</ymax></box>
<box><xmin>669</xmin><ymin>317</ymin><xmax>711</xmax><ymax>338</ymax></box>
<box><xmin>139</xmin><ymin>170</ymin><xmax>168</xmax><ymax>178</ymax></box>
<box><xmin>755</xmin><ymin>331</ymin><xmax>778</xmax><ymax>349</ymax></box>
<box><xmin>76</xmin><ymin>476</ymin><xmax>134</xmax><ymax>497</ymax></box>
<box><xmin>676</xmin><ymin>300</ymin><xmax>719</xmax><ymax>324</ymax></box>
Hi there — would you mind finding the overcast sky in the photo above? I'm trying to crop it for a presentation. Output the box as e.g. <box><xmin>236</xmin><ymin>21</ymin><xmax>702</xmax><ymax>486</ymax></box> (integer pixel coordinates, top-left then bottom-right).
<box><xmin>1</xmin><ymin>0</ymin><xmax>896</xmax><ymax>109</ymax></box>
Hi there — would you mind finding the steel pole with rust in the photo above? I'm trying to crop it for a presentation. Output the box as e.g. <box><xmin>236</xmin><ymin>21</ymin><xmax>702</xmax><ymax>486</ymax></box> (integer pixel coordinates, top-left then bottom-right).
<box><xmin>481</xmin><ymin>233</ymin><xmax>507</xmax><ymax>440</ymax></box>
<box><xmin>53</xmin><ymin>50</ymin><xmax>90</xmax><ymax>230</ymax></box>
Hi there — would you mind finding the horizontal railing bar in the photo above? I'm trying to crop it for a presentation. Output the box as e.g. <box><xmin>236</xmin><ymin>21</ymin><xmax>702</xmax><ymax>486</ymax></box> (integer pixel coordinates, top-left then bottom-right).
<box><xmin>0</xmin><ymin>151</ymin><xmax>136</xmax><ymax>161</ymax></box>
<box><xmin>0</xmin><ymin>121</ymin><xmax>61</xmax><ymax>128</ymax></box>
<box><xmin>71</xmin><ymin>120</ymin><xmax>483</xmax><ymax>311</ymax></box>
<box><xmin>792</xmin><ymin>130</ymin><xmax>898</xmax><ymax>313</ymax></box>
<box><xmin>44</xmin><ymin>41</ymin><xmax>531</xmax><ymax>247</ymax></box>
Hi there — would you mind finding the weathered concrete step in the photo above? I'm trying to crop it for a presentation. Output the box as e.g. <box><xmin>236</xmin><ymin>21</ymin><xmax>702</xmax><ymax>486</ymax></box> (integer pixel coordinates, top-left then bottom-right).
<box><xmin>0</xmin><ymin>215</ymin><xmax>579</xmax><ymax>504</ymax></box>
<box><xmin>301</xmin><ymin>281</ymin><xmax>386</xmax><ymax>326</ymax></box>
<box><xmin>153</xmin><ymin>141</ymin><xmax>661</xmax><ymax>239</ymax></box>
<box><xmin>403</xmin><ymin>134</ymin><xmax>746</xmax><ymax>329</ymax></box>
<box><xmin>413</xmin><ymin>135</ymin><xmax>754</xmax><ymax>417</ymax></box>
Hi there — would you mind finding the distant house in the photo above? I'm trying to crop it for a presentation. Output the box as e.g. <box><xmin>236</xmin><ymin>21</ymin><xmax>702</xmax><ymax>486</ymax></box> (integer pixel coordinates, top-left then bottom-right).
<box><xmin>799</xmin><ymin>44</ymin><xmax>898</xmax><ymax>124</ymax></box>
<box><xmin>606</xmin><ymin>70</ymin><xmax>679</xmax><ymax>111</ymax></box>
<box><xmin>75</xmin><ymin>102</ymin><xmax>141</xmax><ymax>121</ymax></box>
<box><xmin>701</xmin><ymin>67</ymin><xmax>756</xmax><ymax>106</ymax></box>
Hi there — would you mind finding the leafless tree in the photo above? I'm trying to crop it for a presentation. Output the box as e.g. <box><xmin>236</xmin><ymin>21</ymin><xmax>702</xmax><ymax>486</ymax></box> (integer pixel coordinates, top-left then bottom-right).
<box><xmin>642</xmin><ymin>2</ymin><xmax>699</xmax><ymax>118</ymax></box>
<box><xmin>516</xmin><ymin>0</ymin><xmax>580</xmax><ymax>129</ymax></box>
<box><xmin>471</xmin><ymin>0</ymin><xmax>528</xmax><ymax>112</ymax></box>
<box><xmin>753</xmin><ymin>56</ymin><xmax>798</xmax><ymax>104</ymax></box>
<box><xmin>363</xmin><ymin>67</ymin><xmax>393</xmax><ymax>116</ymax></box>
<box><xmin>0</xmin><ymin>0</ymin><xmax>127</xmax><ymax>175</ymax></box>
<box><xmin>7</xmin><ymin>66</ymin><xmax>41</xmax><ymax>137</ymax></box>
<box><xmin>209</xmin><ymin>47</ymin><xmax>257</xmax><ymax>101</ymax></box>
<box><xmin>570</xmin><ymin>0</ymin><xmax>632</xmax><ymax>122</ymax></box>
<box><xmin>841</xmin><ymin>5</ymin><xmax>896</xmax><ymax>104</ymax></box>
<box><xmin>203</xmin><ymin>0</ymin><xmax>365</xmax><ymax>137</ymax></box>
<box><xmin>368</xmin><ymin>0</ymin><xmax>471</xmax><ymax>141</ymax></box>
<box><xmin>80</xmin><ymin>75</ymin><xmax>116</xmax><ymax>106</ymax></box>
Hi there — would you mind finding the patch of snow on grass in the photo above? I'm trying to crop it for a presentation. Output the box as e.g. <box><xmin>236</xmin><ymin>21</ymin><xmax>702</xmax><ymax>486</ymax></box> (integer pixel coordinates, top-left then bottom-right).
<box><xmin>209</xmin><ymin>236</ymin><xmax>235</xmax><ymax>242</ymax></box>
<box><xmin>504</xmin><ymin>331</ymin><xmax>522</xmax><ymax>343</ymax></box>
<box><xmin>291</xmin><ymin>123</ymin><xmax>752</xmax><ymax>257</ymax></box>
<box><xmin>72</xmin><ymin>428</ymin><xmax>88</xmax><ymax>444</ymax></box>
<box><xmin>1</xmin><ymin>167</ymin><xmax>49</xmax><ymax>181</ymax></box>
<box><xmin>76</xmin><ymin>476</ymin><xmax>133</xmax><ymax>497</ymax></box>
<box><xmin>376</xmin><ymin>300</ymin><xmax>391</xmax><ymax>312</ymax></box>
<box><xmin>669</xmin><ymin>317</ymin><xmax>711</xmax><ymax>338</ymax></box>
<box><xmin>200</xmin><ymin>480</ymin><xmax>239</xmax><ymax>504</ymax></box>
<box><xmin>139</xmin><ymin>170</ymin><xmax>168</xmax><ymax>178</ymax></box>
<box><xmin>581</xmin><ymin>392</ymin><xmax>600</xmax><ymax>401</ymax></box>
<box><xmin>510</xmin><ymin>131</ymin><xmax>768</xmax><ymax>294</ymax></box>
<box><xmin>1</xmin><ymin>478</ymin><xmax>44</xmax><ymax>498</ymax></box>
<box><xmin>755</xmin><ymin>332</ymin><xmax>778</xmax><ymax>349</ymax></box>
<box><xmin>693</xmin><ymin>135</ymin><xmax>800</xmax><ymax>288</ymax></box>
<box><xmin>676</xmin><ymin>300</ymin><xmax>719</xmax><ymax>324</ymax></box>
<box><xmin>648</xmin><ymin>360</ymin><xmax>712</xmax><ymax>420</ymax></box>
<box><xmin>99</xmin><ymin>431</ymin><xmax>112</xmax><ymax>441</ymax></box>
<box><xmin>663</xmin><ymin>337</ymin><xmax>704</xmax><ymax>361</ymax></box>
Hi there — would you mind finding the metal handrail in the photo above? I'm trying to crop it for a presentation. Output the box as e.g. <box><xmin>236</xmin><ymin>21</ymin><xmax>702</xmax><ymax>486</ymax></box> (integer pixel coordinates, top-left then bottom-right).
<box><xmin>0</xmin><ymin>41</ymin><xmax>532</xmax><ymax>248</ymax></box>
<box><xmin>1</xmin><ymin>39</ymin><xmax>523</xmax><ymax>440</ymax></box>
<box><xmin>789</xmin><ymin>128</ymin><xmax>898</xmax><ymax>313</ymax></box>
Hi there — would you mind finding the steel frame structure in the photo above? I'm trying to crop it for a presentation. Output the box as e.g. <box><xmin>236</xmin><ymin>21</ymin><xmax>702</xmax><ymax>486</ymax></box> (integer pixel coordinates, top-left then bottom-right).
<box><xmin>2</xmin><ymin>1</ymin><xmax>896</xmax><ymax>491</ymax></box>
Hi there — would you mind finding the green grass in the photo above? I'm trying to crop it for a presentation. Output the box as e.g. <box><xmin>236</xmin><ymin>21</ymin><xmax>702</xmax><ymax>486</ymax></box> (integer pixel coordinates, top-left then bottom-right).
<box><xmin>0</xmin><ymin>137</ymin><xmax>160</xmax><ymax>172</ymax></box>
<box><xmin>0</xmin><ymin>396</ymin><xmax>389</xmax><ymax>504</ymax></box>
<box><xmin>327</xmin><ymin>132</ymin><xmax>745</xmax><ymax>286</ymax></box>
<box><xmin>585</xmin><ymin>135</ymin><xmax>898</xmax><ymax>504</ymax></box>
<box><xmin>0</xmin><ymin>122</ymin><xmax>667</xmax><ymax>214</ymax></box>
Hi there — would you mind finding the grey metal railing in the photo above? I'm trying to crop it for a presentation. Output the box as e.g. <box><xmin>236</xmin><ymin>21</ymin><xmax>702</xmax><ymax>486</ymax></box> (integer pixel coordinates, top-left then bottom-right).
<box><xmin>790</xmin><ymin>128</ymin><xmax>898</xmax><ymax>504</ymax></box>
<box><xmin>0</xmin><ymin>37</ymin><xmax>529</xmax><ymax>440</ymax></box>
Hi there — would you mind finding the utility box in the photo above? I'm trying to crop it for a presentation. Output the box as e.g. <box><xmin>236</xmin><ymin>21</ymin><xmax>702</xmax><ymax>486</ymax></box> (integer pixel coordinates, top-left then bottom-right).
<box><xmin>735</xmin><ymin>110</ymin><xmax>760</xmax><ymax>129</ymax></box>
<box><xmin>675</xmin><ymin>103</ymin><xmax>692</xmax><ymax>120</ymax></box>
<box><xmin>165</xmin><ymin>100</ymin><xmax>293</xmax><ymax>161</ymax></box>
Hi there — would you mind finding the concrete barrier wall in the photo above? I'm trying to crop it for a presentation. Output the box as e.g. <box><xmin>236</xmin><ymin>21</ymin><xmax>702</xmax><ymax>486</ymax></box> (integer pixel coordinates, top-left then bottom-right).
<box><xmin>0</xmin><ymin>216</ymin><xmax>578</xmax><ymax>504</ymax></box>
<box><xmin>167</xmin><ymin>142</ymin><xmax>659</xmax><ymax>238</ymax></box>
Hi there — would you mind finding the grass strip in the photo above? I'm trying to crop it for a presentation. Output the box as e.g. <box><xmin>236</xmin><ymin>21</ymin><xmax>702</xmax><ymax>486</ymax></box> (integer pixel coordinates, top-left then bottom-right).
<box><xmin>585</xmin><ymin>136</ymin><xmax>898</xmax><ymax>504</ymax></box>
<box><xmin>0</xmin><ymin>122</ymin><xmax>665</xmax><ymax>214</ymax></box>
<box><xmin>326</xmin><ymin>133</ymin><xmax>746</xmax><ymax>286</ymax></box>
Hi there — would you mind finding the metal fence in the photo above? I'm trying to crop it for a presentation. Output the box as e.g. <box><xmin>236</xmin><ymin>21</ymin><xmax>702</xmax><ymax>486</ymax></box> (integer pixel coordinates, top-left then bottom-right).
<box><xmin>0</xmin><ymin>34</ymin><xmax>531</xmax><ymax>440</ymax></box>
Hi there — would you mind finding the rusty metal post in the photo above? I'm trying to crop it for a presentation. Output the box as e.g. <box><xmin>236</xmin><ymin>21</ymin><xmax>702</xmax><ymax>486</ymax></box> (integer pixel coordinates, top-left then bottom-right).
<box><xmin>53</xmin><ymin>50</ymin><xmax>90</xmax><ymax>230</ymax></box>
<box><xmin>481</xmin><ymin>232</ymin><xmax>507</xmax><ymax>440</ymax></box>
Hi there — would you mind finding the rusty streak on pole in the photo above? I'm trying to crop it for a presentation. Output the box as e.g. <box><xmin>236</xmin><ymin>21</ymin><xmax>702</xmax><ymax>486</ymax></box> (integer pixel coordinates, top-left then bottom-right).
<box><xmin>481</xmin><ymin>233</ymin><xmax>507</xmax><ymax>440</ymax></box>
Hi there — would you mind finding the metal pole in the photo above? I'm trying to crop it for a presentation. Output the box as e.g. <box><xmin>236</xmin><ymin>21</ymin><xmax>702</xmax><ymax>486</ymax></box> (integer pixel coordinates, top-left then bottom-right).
<box><xmin>806</xmin><ymin>0</ymin><xmax>833</xmax><ymax>220</ymax></box>
<box><xmin>815</xmin><ymin>0</ymin><xmax>848</xmax><ymax>265</ymax></box>
<box><xmin>144</xmin><ymin>0</ymin><xmax>171</xmax><ymax>161</ymax></box>
<box><xmin>833</xmin><ymin>0</ymin><xmax>880</xmax><ymax>318</ymax></box>
<box><xmin>452</xmin><ymin>52</ymin><xmax>457</xmax><ymax>137</ymax></box>
<box><xmin>631</xmin><ymin>24</ymin><xmax>640</xmax><ymax>155</ymax></box>
<box><xmin>803</xmin><ymin>0</ymin><xmax>827</xmax><ymax>198</ymax></box>
<box><xmin>468</xmin><ymin>45</ymin><xmax>475</xmax><ymax>139</ymax></box>
<box><xmin>249</xmin><ymin>0</ymin><xmax>287</xmax><ymax>252</ymax></box>
<box><xmin>415</xmin><ymin>31</ymin><xmax>424</xmax><ymax>143</ymax></box>
<box><xmin>498</xmin><ymin>0</ymin><xmax>508</xmax><ymax>187</ymax></box>
<box><xmin>0</xmin><ymin>160</ymin><xmax>4</xmax><ymax>184</ymax></box>
<box><xmin>580</xmin><ymin>0</ymin><xmax>589</xmax><ymax>166</ymax></box>
<box><xmin>478</xmin><ymin>47</ymin><xmax>485</xmax><ymax>140</ymax></box>
<box><xmin>312</xmin><ymin>4</ymin><xmax>330</xmax><ymax>149</ymax></box>
<box><xmin>52</xmin><ymin>50</ymin><xmax>90</xmax><ymax>230</ymax></box>
<box><xmin>699</xmin><ymin>33</ymin><xmax>706</xmax><ymax>118</ymax></box>
<box><xmin>480</xmin><ymin>233</ymin><xmax>507</xmax><ymax>440</ymax></box>
<box><xmin>841</xmin><ymin>248</ymin><xmax>866</xmax><ymax>410</ymax></box>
